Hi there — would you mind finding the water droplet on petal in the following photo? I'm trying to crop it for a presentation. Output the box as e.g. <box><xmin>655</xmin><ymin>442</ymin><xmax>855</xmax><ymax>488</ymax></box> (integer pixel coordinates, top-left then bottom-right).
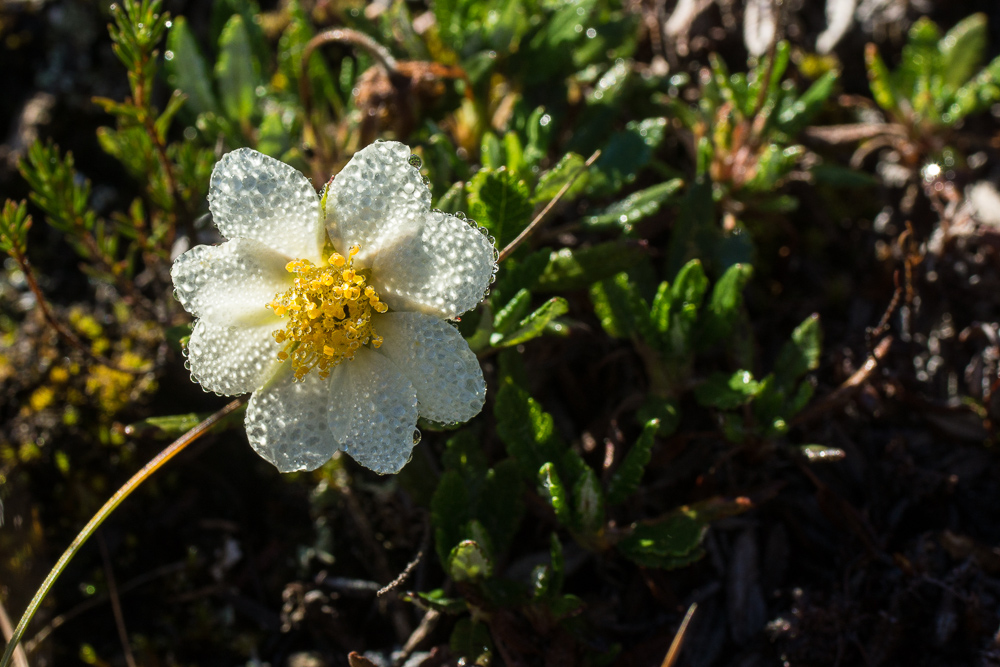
<box><xmin>412</xmin><ymin>429</ymin><xmax>422</xmax><ymax>445</ymax></box>
<box><xmin>455</xmin><ymin>211</ymin><xmax>467</xmax><ymax>220</ymax></box>
<box><xmin>408</xmin><ymin>154</ymin><xmax>423</xmax><ymax>168</ymax></box>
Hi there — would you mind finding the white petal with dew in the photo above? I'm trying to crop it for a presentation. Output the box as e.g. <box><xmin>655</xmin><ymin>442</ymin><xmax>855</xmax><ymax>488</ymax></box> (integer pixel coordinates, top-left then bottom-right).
<box><xmin>324</xmin><ymin>140</ymin><xmax>430</xmax><ymax>264</ymax></box>
<box><xmin>377</xmin><ymin>312</ymin><xmax>486</xmax><ymax>424</ymax></box>
<box><xmin>371</xmin><ymin>210</ymin><xmax>496</xmax><ymax>319</ymax></box>
<box><xmin>245</xmin><ymin>364</ymin><xmax>340</xmax><ymax>472</ymax></box>
<box><xmin>187</xmin><ymin>318</ymin><xmax>284</xmax><ymax>396</ymax></box>
<box><xmin>329</xmin><ymin>348</ymin><xmax>419</xmax><ymax>475</ymax></box>
<box><xmin>171</xmin><ymin>238</ymin><xmax>293</xmax><ymax>327</ymax></box>
<box><xmin>209</xmin><ymin>148</ymin><xmax>325</xmax><ymax>263</ymax></box>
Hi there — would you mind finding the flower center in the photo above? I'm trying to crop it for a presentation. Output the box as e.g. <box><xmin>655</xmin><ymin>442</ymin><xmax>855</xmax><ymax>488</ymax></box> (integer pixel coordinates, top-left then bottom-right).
<box><xmin>267</xmin><ymin>245</ymin><xmax>388</xmax><ymax>381</ymax></box>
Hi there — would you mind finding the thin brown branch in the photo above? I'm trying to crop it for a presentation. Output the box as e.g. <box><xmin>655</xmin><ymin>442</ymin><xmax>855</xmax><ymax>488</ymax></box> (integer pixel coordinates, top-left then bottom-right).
<box><xmin>497</xmin><ymin>149</ymin><xmax>602</xmax><ymax>263</ymax></box>
<box><xmin>378</xmin><ymin>551</ymin><xmax>422</xmax><ymax>597</ymax></box>
<box><xmin>98</xmin><ymin>533</ymin><xmax>137</xmax><ymax>667</ymax></box>
<box><xmin>0</xmin><ymin>595</ymin><xmax>27</xmax><ymax>667</ymax></box>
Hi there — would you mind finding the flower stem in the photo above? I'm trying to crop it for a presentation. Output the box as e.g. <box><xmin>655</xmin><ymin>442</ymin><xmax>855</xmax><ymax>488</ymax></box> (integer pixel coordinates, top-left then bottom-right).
<box><xmin>497</xmin><ymin>149</ymin><xmax>601</xmax><ymax>263</ymax></box>
<box><xmin>0</xmin><ymin>397</ymin><xmax>247</xmax><ymax>667</ymax></box>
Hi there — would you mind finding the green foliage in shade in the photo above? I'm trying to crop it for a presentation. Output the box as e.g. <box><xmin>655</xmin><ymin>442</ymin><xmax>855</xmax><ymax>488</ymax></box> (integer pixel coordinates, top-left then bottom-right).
<box><xmin>495</xmin><ymin>380</ymin><xmax>564</xmax><ymax>480</ymax></box>
<box><xmin>774</xmin><ymin>314</ymin><xmax>822</xmax><ymax>383</ymax></box>
<box><xmin>694</xmin><ymin>371</ymin><xmax>761</xmax><ymax>409</ymax></box>
<box><xmin>533</xmin><ymin>152</ymin><xmax>587</xmax><ymax>203</ymax></box>
<box><xmin>492</xmin><ymin>288</ymin><xmax>533</xmax><ymax>335</ymax></box>
<box><xmin>606</xmin><ymin>420</ymin><xmax>659</xmax><ymax>506</ymax></box>
<box><xmin>538</xmin><ymin>462</ymin><xmax>574</xmax><ymax>528</ymax></box>
<box><xmin>449</xmin><ymin>539</ymin><xmax>493</xmax><ymax>582</ymax></box>
<box><xmin>616</xmin><ymin>513</ymin><xmax>707</xmax><ymax>569</ymax></box>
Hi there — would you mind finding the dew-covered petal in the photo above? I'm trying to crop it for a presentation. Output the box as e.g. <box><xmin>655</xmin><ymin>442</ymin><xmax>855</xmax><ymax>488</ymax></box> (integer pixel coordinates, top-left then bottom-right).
<box><xmin>370</xmin><ymin>210</ymin><xmax>496</xmax><ymax>319</ymax></box>
<box><xmin>324</xmin><ymin>140</ymin><xmax>430</xmax><ymax>264</ymax></box>
<box><xmin>171</xmin><ymin>238</ymin><xmax>293</xmax><ymax>327</ymax></box>
<box><xmin>209</xmin><ymin>148</ymin><xmax>325</xmax><ymax>262</ymax></box>
<box><xmin>187</xmin><ymin>318</ymin><xmax>284</xmax><ymax>396</ymax></box>
<box><xmin>244</xmin><ymin>364</ymin><xmax>340</xmax><ymax>472</ymax></box>
<box><xmin>376</xmin><ymin>312</ymin><xmax>485</xmax><ymax>424</ymax></box>
<box><xmin>329</xmin><ymin>348</ymin><xmax>419</xmax><ymax>475</ymax></box>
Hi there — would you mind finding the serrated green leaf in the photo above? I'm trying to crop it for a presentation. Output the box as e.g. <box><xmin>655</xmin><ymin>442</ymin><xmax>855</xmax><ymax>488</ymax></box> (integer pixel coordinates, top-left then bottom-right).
<box><xmin>584</xmin><ymin>179</ymin><xmax>684</xmax><ymax>230</ymax></box>
<box><xmin>536</xmin><ymin>242</ymin><xmax>646</xmax><ymax>292</ymax></box>
<box><xmin>493</xmin><ymin>288</ymin><xmax>532</xmax><ymax>335</ymax></box>
<box><xmin>589</xmin><ymin>272</ymin><xmax>653</xmax><ymax>341</ymax></box>
<box><xmin>448</xmin><ymin>540</ymin><xmax>493</xmax><ymax>582</ymax></box>
<box><xmin>694</xmin><ymin>370</ymin><xmax>761</xmax><ymax>410</ymax></box>
<box><xmin>700</xmin><ymin>263</ymin><xmax>753</xmax><ymax>345</ymax></box>
<box><xmin>617</xmin><ymin>513</ymin><xmax>706</xmax><ymax>568</ymax></box>
<box><xmin>468</xmin><ymin>167</ymin><xmax>534</xmax><ymax>249</ymax></box>
<box><xmin>215</xmin><ymin>15</ymin><xmax>260</xmax><ymax>125</ymax></box>
<box><xmin>495</xmin><ymin>379</ymin><xmax>563</xmax><ymax>479</ymax></box>
<box><xmin>539</xmin><ymin>462</ymin><xmax>574</xmax><ymax>528</ymax></box>
<box><xmin>774</xmin><ymin>313</ymin><xmax>822</xmax><ymax>384</ymax></box>
<box><xmin>165</xmin><ymin>16</ymin><xmax>219</xmax><ymax>117</ymax></box>
<box><xmin>573</xmin><ymin>466</ymin><xmax>605</xmax><ymax>534</ymax></box>
<box><xmin>491</xmin><ymin>297</ymin><xmax>568</xmax><ymax>348</ymax></box>
<box><xmin>607</xmin><ymin>419</ymin><xmax>658</xmax><ymax>506</ymax></box>
<box><xmin>533</xmin><ymin>152</ymin><xmax>587</xmax><ymax>203</ymax></box>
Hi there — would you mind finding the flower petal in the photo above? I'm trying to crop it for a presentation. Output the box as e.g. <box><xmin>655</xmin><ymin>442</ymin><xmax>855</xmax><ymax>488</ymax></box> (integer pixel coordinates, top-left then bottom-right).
<box><xmin>329</xmin><ymin>348</ymin><xmax>419</xmax><ymax>474</ymax></box>
<box><xmin>324</xmin><ymin>140</ymin><xmax>430</xmax><ymax>263</ymax></box>
<box><xmin>370</xmin><ymin>210</ymin><xmax>496</xmax><ymax>318</ymax></box>
<box><xmin>209</xmin><ymin>148</ymin><xmax>325</xmax><ymax>262</ymax></box>
<box><xmin>376</xmin><ymin>312</ymin><xmax>486</xmax><ymax>424</ymax></box>
<box><xmin>244</xmin><ymin>364</ymin><xmax>340</xmax><ymax>472</ymax></box>
<box><xmin>171</xmin><ymin>238</ymin><xmax>293</xmax><ymax>327</ymax></box>
<box><xmin>187</xmin><ymin>318</ymin><xmax>283</xmax><ymax>395</ymax></box>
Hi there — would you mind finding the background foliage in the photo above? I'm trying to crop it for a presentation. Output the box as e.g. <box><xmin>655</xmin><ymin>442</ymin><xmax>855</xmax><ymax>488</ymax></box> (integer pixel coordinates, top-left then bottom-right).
<box><xmin>4</xmin><ymin>0</ymin><xmax>1000</xmax><ymax>665</ymax></box>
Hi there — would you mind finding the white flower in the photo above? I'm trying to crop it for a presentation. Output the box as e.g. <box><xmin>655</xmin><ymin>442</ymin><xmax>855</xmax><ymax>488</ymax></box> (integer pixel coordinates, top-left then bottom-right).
<box><xmin>171</xmin><ymin>141</ymin><xmax>496</xmax><ymax>474</ymax></box>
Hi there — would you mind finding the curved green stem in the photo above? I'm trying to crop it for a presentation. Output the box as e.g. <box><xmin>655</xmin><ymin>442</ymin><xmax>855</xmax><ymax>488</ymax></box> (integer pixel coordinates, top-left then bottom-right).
<box><xmin>0</xmin><ymin>397</ymin><xmax>247</xmax><ymax>667</ymax></box>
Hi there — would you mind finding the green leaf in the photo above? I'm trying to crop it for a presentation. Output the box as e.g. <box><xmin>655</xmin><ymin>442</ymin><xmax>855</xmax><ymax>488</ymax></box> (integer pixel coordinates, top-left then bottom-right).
<box><xmin>481</xmin><ymin>132</ymin><xmax>504</xmax><ymax>170</ymax></box>
<box><xmin>774</xmin><ymin>314</ymin><xmax>822</xmax><ymax>384</ymax></box>
<box><xmin>405</xmin><ymin>589</ymin><xmax>468</xmax><ymax>614</ymax></box>
<box><xmin>572</xmin><ymin>466</ymin><xmax>605</xmax><ymax>534</ymax></box>
<box><xmin>493</xmin><ymin>288</ymin><xmax>533</xmax><ymax>335</ymax></box>
<box><xmin>949</xmin><ymin>54</ymin><xmax>1000</xmax><ymax>122</ymax></box>
<box><xmin>449</xmin><ymin>618</ymin><xmax>494</xmax><ymax>663</ymax></box>
<box><xmin>636</xmin><ymin>396</ymin><xmax>680</xmax><ymax>436</ymax></box>
<box><xmin>432</xmin><ymin>470</ymin><xmax>471</xmax><ymax>565</ymax></box>
<box><xmin>617</xmin><ymin>513</ymin><xmax>706</xmax><ymax>569</ymax></box>
<box><xmin>549</xmin><ymin>533</ymin><xmax>565</xmax><ymax>594</ymax></box>
<box><xmin>607</xmin><ymin>419</ymin><xmax>658</xmax><ymax>506</ymax></box>
<box><xmin>495</xmin><ymin>379</ymin><xmax>563</xmax><ymax>479</ymax></box>
<box><xmin>694</xmin><ymin>370</ymin><xmax>761</xmax><ymax>410</ymax></box>
<box><xmin>589</xmin><ymin>117</ymin><xmax>668</xmax><ymax>195</ymax></box>
<box><xmin>777</xmin><ymin>70</ymin><xmax>838</xmax><ymax>137</ymax></box>
<box><xmin>743</xmin><ymin>144</ymin><xmax>804</xmax><ymax>192</ymax></box>
<box><xmin>467</xmin><ymin>167</ymin><xmax>534</xmax><ymax>249</ymax></box>
<box><xmin>940</xmin><ymin>14</ymin><xmax>988</xmax><ymax>91</ymax></box>
<box><xmin>491</xmin><ymin>297</ymin><xmax>569</xmax><ymax>348</ymax></box>
<box><xmin>536</xmin><ymin>242</ymin><xmax>646</xmax><ymax>292</ymax></box>
<box><xmin>667</xmin><ymin>259</ymin><xmax>708</xmax><ymax>353</ymax></box>
<box><xmin>589</xmin><ymin>272</ymin><xmax>653</xmax><ymax>341</ymax></box>
<box><xmin>448</xmin><ymin>540</ymin><xmax>493</xmax><ymax>582</ymax></box>
<box><xmin>583</xmin><ymin>179</ymin><xmax>684</xmax><ymax>230</ymax></box>
<box><xmin>0</xmin><ymin>199</ymin><xmax>31</xmax><ymax>258</ymax></box>
<box><xmin>477</xmin><ymin>460</ymin><xmax>525</xmax><ymax>554</ymax></box>
<box><xmin>533</xmin><ymin>152</ymin><xmax>587</xmax><ymax>203</ymax></box>
<box><xmin>865</xmin><ymin>43</ymin><xmax>899</xmax><ymax>116</ymax></box>
<box><xmin>435</xmin><ymin>181</ymin><xmax>467</xmax><ymax>214</ymax></box>
<box><xmin>256</xmin><ymin>108</ymin><xmax>291</xmax><ymax>158</ymax></box>
<box><xmin>215</xmin><ymin>14</ymin><xmax>260</xmax><ymax>125</ymax></box>
<box><xmin>165</xmin><ymin>16</ymin><xmax>219</xmax><ymax>117</ymax></box>
<box><xmin>539</xmin><ymin>462</ymin><xmax>574</xmax><ymax>528</ymax></box>
<box><xmin>700</xmin><ymin>263</ymin><xmax>753</xmax><ymax>345</ymax></box>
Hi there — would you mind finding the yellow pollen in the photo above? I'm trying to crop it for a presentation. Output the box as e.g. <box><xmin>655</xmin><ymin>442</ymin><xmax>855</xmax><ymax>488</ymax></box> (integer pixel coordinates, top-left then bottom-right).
<box><xmin>266</xmin><ymin>247</ymin><xmax>387</xmax><ymax>380</ymax></box>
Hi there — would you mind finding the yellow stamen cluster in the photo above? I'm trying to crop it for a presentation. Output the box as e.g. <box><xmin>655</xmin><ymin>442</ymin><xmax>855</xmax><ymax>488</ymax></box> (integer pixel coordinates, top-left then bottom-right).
<box><xmin>267</xmin><ymin>245</ymin><xmax>389</xmax><ymax>381</ymax></box>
